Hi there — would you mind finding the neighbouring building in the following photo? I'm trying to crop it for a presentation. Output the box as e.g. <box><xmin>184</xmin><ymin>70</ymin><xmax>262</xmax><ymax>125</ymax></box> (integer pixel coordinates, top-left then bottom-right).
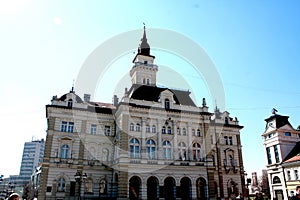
<box><xmin>262</xmin><ymin>110</ymin><xmax>300</xmax><ymax>200</ymax></box>
<box><xmin>18</xmin><ymin>139</ymin><xmax>45</xmax><ymax>186</ymax></box>
<box><xmin>39</xmin><ymin>27</ymin><xmax>245</xmax><ymax>200</ymax></box>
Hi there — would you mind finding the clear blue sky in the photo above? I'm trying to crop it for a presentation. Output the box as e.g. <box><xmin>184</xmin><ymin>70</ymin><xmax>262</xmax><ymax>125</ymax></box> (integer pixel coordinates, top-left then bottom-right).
<box><xmin>1</xmin><ymin>0</ymin><xmax>300</xmax><ymax>178</ymax></box>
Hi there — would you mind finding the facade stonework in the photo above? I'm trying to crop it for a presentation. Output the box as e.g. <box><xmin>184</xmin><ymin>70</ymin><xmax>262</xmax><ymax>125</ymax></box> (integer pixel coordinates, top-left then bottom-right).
<box><xmin>39</xmin><ymin>28</ymin><xmax>245</xmax><ymax>200</ymax></box>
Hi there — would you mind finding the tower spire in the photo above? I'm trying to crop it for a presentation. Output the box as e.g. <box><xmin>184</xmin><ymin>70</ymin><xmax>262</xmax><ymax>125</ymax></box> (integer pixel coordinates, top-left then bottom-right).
<box><xmin>138</xmin><ymin>23</ymin><xmax>150</xmax><ymax>56</ymax></box>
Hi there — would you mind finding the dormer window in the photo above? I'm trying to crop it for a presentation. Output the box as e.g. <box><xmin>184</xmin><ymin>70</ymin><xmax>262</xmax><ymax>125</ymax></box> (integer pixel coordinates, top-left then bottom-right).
<box><xmin>165</xmin><ymin>99</ymin><xmax>170</xmax><ymax>109</ymax></box>
<box><xmin>143</xmin><ymin>78</ymin><xmax>146</xmax><ymax>84</ymax></box>
<box><xmin>67</xmin><ymin>99</ymin><xmax>73</xmax><ymax>108</ymax></box>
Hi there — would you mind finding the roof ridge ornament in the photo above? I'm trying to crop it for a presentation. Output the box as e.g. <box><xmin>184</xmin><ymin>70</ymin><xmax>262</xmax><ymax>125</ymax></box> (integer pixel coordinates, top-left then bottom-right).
<box><xmin>271</xmin><ymin>108</ymin><xmax>278</xmax><ymax>115</ymax></box>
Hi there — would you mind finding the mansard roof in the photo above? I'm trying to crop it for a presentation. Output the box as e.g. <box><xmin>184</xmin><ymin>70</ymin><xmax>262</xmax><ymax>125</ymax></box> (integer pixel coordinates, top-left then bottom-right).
<box><xmin>58</xmin><ymin>92</ymin><xmax>84</xmax><ymax>103</ymax></box>
<box><xmin>283</xmin><ymin>141</ymin><xmax>300</xmax><ymax>162</ymax></box>
<box><xmin>264</xmin><ymin>114</ymin><xmax>292</xmax><ymax>129</ymax></box>
<box><xmin>128</xmin><ymin>84</ymin><xmax>196</xmax><ymax>107</ymax></box>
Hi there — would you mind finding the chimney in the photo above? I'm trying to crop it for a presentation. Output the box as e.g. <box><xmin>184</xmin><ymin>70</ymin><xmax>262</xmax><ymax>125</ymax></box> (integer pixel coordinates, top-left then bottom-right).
<box><xmin>113</xmin><ymin>95</ymin><xmax>119</xmax><ymax>106</ymax></box>
<box><xmin>84</xmin><ymin>94</ymin><xmax>91</xmax><ymax>102</ymax></box>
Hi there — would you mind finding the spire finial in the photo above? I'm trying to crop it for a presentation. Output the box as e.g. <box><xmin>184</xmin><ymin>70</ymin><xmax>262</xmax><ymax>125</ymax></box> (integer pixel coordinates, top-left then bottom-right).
<box><xmin>71</xmin><ymin>79</ymin><xmax>75</xmax><ymax>93</ymax></box>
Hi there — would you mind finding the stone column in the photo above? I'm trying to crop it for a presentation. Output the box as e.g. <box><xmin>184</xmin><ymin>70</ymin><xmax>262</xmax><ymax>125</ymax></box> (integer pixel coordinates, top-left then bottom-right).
<box><xmin>173</xmin><ymin>121</ymin><xmax>178</xmax><ymax>160</ymax></box>
<box><xmin>187</xmin><ymin>122</ymin><xmax>192</xmax><ymax>160</ymax></box>
<box><xmin>141</xmin><ymin>118</ymin><xmax>146</xmax><ymax>159</ymax></box>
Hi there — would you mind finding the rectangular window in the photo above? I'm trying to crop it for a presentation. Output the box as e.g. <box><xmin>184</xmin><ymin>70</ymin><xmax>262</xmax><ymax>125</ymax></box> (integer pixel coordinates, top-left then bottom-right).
<box><xmin>266</xmin><ymin>147</ymin><xmax>272</xmax><ymax>164</ymax></box>
<box><xmin>287</xmin><ymin>170</ymin><xmax>291</xmax><ymax>181</ymax></box>
<box><xmin>295</xmin><ymin>170</ymin><xmax>299</xmax><ymax>180</ymax></box>
<box><xmin>105</xmin><ymin>126</ymin><xmax>111</xmax><ymax>136</ymax></box>
<box><xmin>224</xmin><ymin>136</ymin><xmax>228</xmax><ymax>145</ymax></box>
<box><xmin>61</xmin><ymin>121</ymin><xmax>67</xmax><ymax>132</ymax></box>
<box><xmin>68</xmin><ymin>122</ymin><xmax>74</xmax><ymax>133</ymax></box>
<box><xmin>90</xmin><ymin>124</ymin><xmax>97</xmax><ymax>135</ymax></box>
<box><xmin>274</xmin><ymin>145</ymin><xmax>280</xmax><ymax>163</ymax></box>
<box><xmin>229</xmin><ymin>136</ymin><xmax>233</xmax><ymax>145</ymax></box>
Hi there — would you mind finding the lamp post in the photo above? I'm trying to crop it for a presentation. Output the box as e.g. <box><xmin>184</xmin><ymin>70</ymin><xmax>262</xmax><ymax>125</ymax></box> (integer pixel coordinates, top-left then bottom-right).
<box><xmin>74</xmin><ymin>171</ymin><xmax>87</xmax><ymax>200</ymax></box>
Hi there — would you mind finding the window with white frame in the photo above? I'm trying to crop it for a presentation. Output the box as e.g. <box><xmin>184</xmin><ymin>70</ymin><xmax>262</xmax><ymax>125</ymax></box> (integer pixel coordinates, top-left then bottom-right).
<box><xmin>182</xmin><ymin>128</ymin><xmax>186</xmax><ymax>136</ymax></box>
<box><xmin>104</xmin><ymin>125</ymin><xmax>111</xmax><ymax>136</ymax></box>
<box><xmin>167</xmin><ymin>126</ymin><xmax>172</xmax><ymax>134</ymax></box>
<box><xmin>192</xmin><ymin>143</ymin><xmax>201</xmax><ymax>161</ymax></box>
<box><xmin>163</xmin><ymin>140</ymin><xmax>172</xmax><ymax>160</ymax></box>
<box><xmin>152</xmin><ymin>125</ymin><xmax>156</xmax><ymax>133</ymax></box>
<box><xmin>162</xmin><ymin>126</ymin><xmax>166</xmax><ymax>134</ymax></box>
<box><xmin>90</xmin><ymin>124</ymin><xmax>97</xmax><ymax>135</ymax></box>
<box><xmin>136</xmin><ymin>123</ymin><xmax>141</xmax><ymax>132</ymax></box>
<box><xmin>130</xmin><ymin>123</ymin><xmax>134</xmax><ymax>131</ymax></box>
<box><xmin>130</xmin><ymin>138</ymin><xmax>140</xmax><ymax>158</ymax></box>
<box><xmin>68</xmin><ymin>122</ymin><xmax>74</xmax><ymax>133</ymax></box>
<box><xmin>197</xmin><ymin>129</ymin><xmax>201</xmax><ymax>137</ymax></box>
<box><xmin>191</xmin><ymin>129</ymin><xmax>195</xmax><ymax>136</ymax></box>
<box><xmin>57</xmin><ymin>177</ymin><xmax>66</xmax><ymax>192</ymax></box>
<box><xmin>146</xmin><ymin>125</ymin><xmax>150</xmax><ymax>133</ymax></box>
<box><xmin>60</xmin><ymin>144</ymin><xmax>69</xmax><ymax>159</ymax></box>
<box><xmin>61</xmin><ymin>121</ymin><xmax>67</xmax><ymax>132</ymax></box>
<box><xmin>146</xmin><ymin>139</ymin><xmax>156</xmax><ymax>159</ymax></box>
<box><xmin>178</xmin><ymin>142</ymin><xmax>187</xmax><ymax>161</ymax></box>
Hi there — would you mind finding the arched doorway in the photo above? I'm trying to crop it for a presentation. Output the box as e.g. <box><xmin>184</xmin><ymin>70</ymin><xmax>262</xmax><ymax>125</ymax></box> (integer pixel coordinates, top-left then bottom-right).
<box><xmin>164</xmin><ymin>177</ymin><xmax>175</xmax><ymax>200</ymax></box>
<box><xmin>129</xmin><ymin>176</ymin><xmax>141</xmax><ymax>200</ymax></box>
<box><xmin>147</xmin><ymin>176</ymin><xmax>159</xmax><ymax>200</ymax></box>
<box><xmin>196</xmin><ymin>177</ymin><xmax>207</xmax><ymax>200</ymax></box>
<box><xmin>180</xmin><ymin>177</ymin><xmax>191</xmax><ymax>199</ymax></box>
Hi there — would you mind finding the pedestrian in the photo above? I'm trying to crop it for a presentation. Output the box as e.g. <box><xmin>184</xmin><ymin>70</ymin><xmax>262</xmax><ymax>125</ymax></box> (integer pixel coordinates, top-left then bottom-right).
<box><xmin>7</xmin><ymin>193</ymin><xmax>20</xmax><ymax>200</ymax></box>
<box><xmin>255</xmin><ymin>192</ymin><xmax>263</xmax><ymax>200</ymax></box>
<box><xmin>291</xmin><ymin>186</ymin><xmax>300</xmax><ymax>200</ymax></box>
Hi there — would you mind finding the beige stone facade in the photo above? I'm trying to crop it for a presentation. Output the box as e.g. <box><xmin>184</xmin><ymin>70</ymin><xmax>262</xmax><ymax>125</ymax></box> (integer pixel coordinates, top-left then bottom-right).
<box><xmin>39</xmin><ymin>28</ymin><xmax>245</xmax><ymax>200</ymax></box>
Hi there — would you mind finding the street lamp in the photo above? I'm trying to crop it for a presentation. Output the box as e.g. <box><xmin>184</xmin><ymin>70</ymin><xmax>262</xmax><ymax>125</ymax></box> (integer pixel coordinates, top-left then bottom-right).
<box><xmin>74</xmin><ymin>171</ymin><xmax>87</xmax><ymax>200</ymax></box>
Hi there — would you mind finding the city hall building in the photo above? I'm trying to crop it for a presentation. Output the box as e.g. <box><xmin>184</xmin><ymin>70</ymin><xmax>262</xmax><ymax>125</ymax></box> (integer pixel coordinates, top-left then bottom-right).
<box><xmin>39</xmin><ymin>28</ymin><xmax>245</xmax><ymax>200</ymax></box>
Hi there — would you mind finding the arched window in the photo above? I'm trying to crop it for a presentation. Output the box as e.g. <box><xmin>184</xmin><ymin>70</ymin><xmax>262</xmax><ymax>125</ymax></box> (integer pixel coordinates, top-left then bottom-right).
<box><xmin>273</xmin><ymin>176</ymin><xmax>281</xmax><ymax>184</ymax></box>
<box><xmin>146</xmin><ymin>125</ymin><xmax>150</xmax><ymax>133</ymax></box>
<box><xmin>146</xmin><ymin>79</ymin><xmax>150</xmax><ymax>85</ymax></box>
<box><xmin>182</xmin><ymin>128</ymin><xmax>187</xmax><ymax>136</ymax></box>
<box><xmin>197</xmin><ymin>129</ymin><xmax>201</xmax><ymax>137</ymax></box>
<box><xmin>130</xmin><ymin>138</ymin><xmax>140</xmax><ymax>158</ymax></box>
<box><xmin>162</xmin><ymin>126</ymin><xmax>166</xmax><ymax>134</ymax></box>
<box><xmin>57</xmin><ymin>177</ymin><xmax>66</xmax><ymax>192</ymax></box>
<box><xmin>178</xmin><ymin>142</ymin><xmax>187</xmax><ymax>160</ymax></box>
<box><xmin>60</xmin><ymin>144</ymin><xmax>69</xmax><ymax>159</ymax></box>
<box><xmin>165</xmin><ymin>98</ymin><xmax>170</xmax><ymax>109</ymax></box>
<box><xmin>163</xmin><ymin>141</ymin><xmax>172</xmax><ymax>160</ymax></box>
<box><xmin>193</xmin><ymin>143</ymin><xmax>201</xmax><ymax>161</ymax></box>
<box><xmin>146</xmin><ymin>139</ymin><xmax>156</xmax><ymax>159</ymax></box>
<box><xmin>177</xmin><ymin>127</ymin><xmax>181</xmax><ymax>135</ymax></box>
<box><xmin>152</xmin><ymin>125</ymin><xmax>156</xmax><ymax>133</ymax></box>
<box><xmin>167</xmin><ymin>126</ymin><xmax>172</xmax><ymax>134</ymax></box>
<box><xmin>130</xmin><ymin>123</ymin><xmax>134</xmax><ymax>131</ymax></box>
<box><xmin>136</xmin><ymin>123</ymin><xmax>141</xmax><ymax>132</ymax></box>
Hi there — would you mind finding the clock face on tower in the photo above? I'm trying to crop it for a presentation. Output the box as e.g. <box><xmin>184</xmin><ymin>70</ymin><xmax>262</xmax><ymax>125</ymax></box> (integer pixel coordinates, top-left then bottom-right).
<box><xmin>268</xmin><ymin>122</ymin><xmax>274</xmax><ymax>128</ymax></box>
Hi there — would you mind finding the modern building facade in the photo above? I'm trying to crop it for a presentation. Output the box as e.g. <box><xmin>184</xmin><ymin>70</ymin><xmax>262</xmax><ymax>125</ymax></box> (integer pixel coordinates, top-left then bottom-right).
<box><xmin>18</xmin><ymin>139</ymin><xmax>45</xmax><ymax>185</ymax></box>
<box><xmin>39</xmin><ymin>27</ymin><xmax>245</xmax><ymax>200</ymax></box>
<box><xmin>262</xmin><ymin>110</ymin><xmax>300</xmax><ymax>200</ymax></box>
